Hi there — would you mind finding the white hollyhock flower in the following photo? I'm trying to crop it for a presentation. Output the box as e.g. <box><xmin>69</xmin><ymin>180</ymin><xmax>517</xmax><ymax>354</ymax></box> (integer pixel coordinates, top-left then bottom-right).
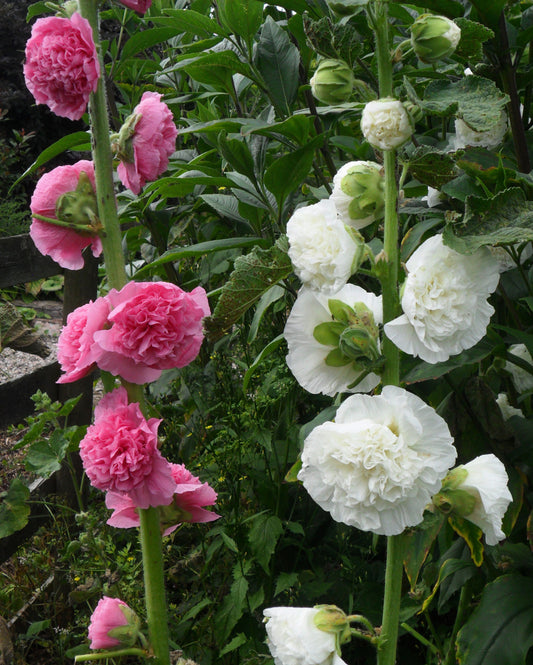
<box><xmin>384</xmin><ymin>235</ymin><xmax>500</xmax><ymax>363</ymax></box>
<box><xmin>287</xmin><ymin>199</ymin><xmax>360</xmax><ymax>293</ymax></box>
<box><xmin>496</xmin><ymin>393</ymin><xmax>524</xmax><ymax>420</ymax></box>
<box><xmin>361</xmin><ymin>98</ymin><xmax>413</xmax><ymax>151</ymax></box>
<box><xmin>263</xmin><ymin>607</ymin><xmax>348</xmax><ymax>665</ymax></box>
<box><xmin>505</xmin><ymin>343</ymin><xmax>533</xmax><ymax>393</ymax></box>
<box><xmin>454</xmin><ymin>111</ymin><xmax>508</xmax><ymax>150</ymax></box>
<box><xmin>422</xmin><ymin>186</ymin><xmax>445</xmax><ymax>208</ymax></box>
<box><xmin>284</xmin><ymin>285</ymin><xmax>382</xmax><ymax>397</ymax></box>
<box><xmin>297</xmin><ymin>385</ymin><xmax>457</xmax><ymax>535</ymax></box>
<box><xmin>453</xmin><ymin>454</ymin><xmax>512</xmax><ymax>545</ymax></box>
<box><xmin>330</xmin><ymin>160</ymin><xmax>384</xmax><ymax>229</ymax></box>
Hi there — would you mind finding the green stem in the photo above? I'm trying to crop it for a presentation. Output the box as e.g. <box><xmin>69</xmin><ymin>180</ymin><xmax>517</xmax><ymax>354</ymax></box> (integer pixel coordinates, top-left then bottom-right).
<box><xmin>377</xmin><ymin>534</ymin><xmax>405</xmax><ymax>665</ymax></box>
<box><xmin>139</xmin><ymin>507</ymin><xmax>171</xmax><ymax>665</ymax></box>
<box><xmin>400</xmin><ymin>622</ymin><xmax>439</xmax><ymax>656</ymax></box>
<box><xmin>78</xmin><ymin>0</ymin><xmax>127</xmax><ymax>291</ymax></box>
<box><xmin>75</xmin><ymin>648</ymin><xmax>148</xmax><ymax>662</ymax></box>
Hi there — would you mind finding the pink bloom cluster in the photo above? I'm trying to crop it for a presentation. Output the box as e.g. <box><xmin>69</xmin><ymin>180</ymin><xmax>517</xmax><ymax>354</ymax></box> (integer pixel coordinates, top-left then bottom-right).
<box><xmin>24</xmin><ymin>13</ymin><xmax>100</xmax><ymax>121</ymax></box>
<box><xmin>117</xmin><ymin>0</ymin><xmax>152</xmax><ymax>13</ymax></box>
<box><xmin>106</xmin><ymin>462</ymin><xmax>220</xmax><ymax>534</ymax></box>
<box><xmin>88</xmin><ymin>596</ymin><xmax>138</xmax><ymax>650</ymax></box>
<box><xmin>30</xmin><ymin>160</ymin><xmax>103</xmax><ymax>270</ymax></box>
<box><xmin>80</xmin><ymin>387</ymin><xmax>176</xmax><ymax>508</ymax></box>
<box><xmin>117</xmin><ymin>92</ymin><xmax>178</xmax><ymax>194</ymax></box>
<box><xmin>57</xmin><ymin>281</ymin><xmax>210</xmax><ymax>384</ymax></box>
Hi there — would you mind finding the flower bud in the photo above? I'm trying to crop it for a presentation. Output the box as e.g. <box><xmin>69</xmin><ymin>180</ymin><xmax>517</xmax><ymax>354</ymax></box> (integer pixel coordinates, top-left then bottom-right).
<box><xmin>88</xmin><ymin>597</ymin><xmax>143</xmax><ymax>650</ymax></box>
<box><xmin>410</xmin><ymin>14</ymin><xmax>461</xmax><ymax>63</ymax></box>
<box><xmin>331</xmin><ymin>161</ymin><xmax>385</xmax><ymax>229</ymax></box>
<box><xmin>55</xmin><ymin>171</ymin><xmax>100</xmax><ymax>230</ymax></box>
<box><xmin>310</xmin><ymin>59</ymin><xmax>355</xmax><ymax>105</ymax></box>
<box><xmin>361</xmin><ymin>98</ymin><xmax>414</xmax><ymax>151</ymax></box>
<box><xmin>313</xmin><ymin>605</ymin><xmax>352</xmax><ymax>648</ymax></box>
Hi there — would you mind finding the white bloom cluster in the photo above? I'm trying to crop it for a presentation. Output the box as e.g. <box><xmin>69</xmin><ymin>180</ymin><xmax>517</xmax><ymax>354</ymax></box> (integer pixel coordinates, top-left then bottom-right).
<box><xmin>297</xmin><ymin>386</ymin><xmax>457</xmax><ymax>535</ymax></box>
<box><xmin>264</xmin><ymin>607</ymin><xmax>347</xmax><ymax>665</ymax></box>
<box><xmin>286</xmin><ymin>199</ymin><xmax>360</xmax><ymax>293</ymax></box>
<box><xmin>453</xmin><ymin>111</ymin><xmax>508</xmax><ymax>150</ymax></box>
<box><xmin>385</xmin><ymin>235</ymin><xmax>500</xmax><ymax>363</ymax></box>
<box><xmin>284</xmin><ymin>285</ymin><xmax>383</xmax><ymax>397</ymax></box>
<box><xmin>361</xmin><ymin>98</ymin><xmax>413</xmax><ymax>151</ymax></box>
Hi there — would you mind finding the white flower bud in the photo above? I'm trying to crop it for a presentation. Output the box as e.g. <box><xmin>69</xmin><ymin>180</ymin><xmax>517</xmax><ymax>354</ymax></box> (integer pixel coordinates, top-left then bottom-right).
<box><xmin>361</xmin><ymin>98</ymin><xmax>414</xmax><ymax>151</ymax></box>
<box><xmin>331</xmin><ymin>161</ymin><xmax>385</xmax><ymax>228</ymax></box>
<box><xmin>410</xmin><ymin>14</ymin><xmax>461</xmax><ymax>63</ymax></box>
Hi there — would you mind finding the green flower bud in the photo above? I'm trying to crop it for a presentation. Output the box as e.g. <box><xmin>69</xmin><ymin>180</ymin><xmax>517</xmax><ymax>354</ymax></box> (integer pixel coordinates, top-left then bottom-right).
<box><xmin>55</xmin><ymin>171</ymin><xmax>101</xmax><ymax>233</ymax></box>
<box><xmin>331</xmin><ymin>161</ymin><xmax>385</xmax><ymax>229</ymax></box>
<box><xmin>432</xmin><ymin>468</ymin><xmax>476</xmax><ymax>517</ymax></box>
<box><xmin>313</xmin><ymin>605</ymin><xmax>352</xmax><ymax>652</ymax></box>
<box><xmin>410</xmin><ymin>14</ymin><xmax>461</xmax><ymax>63</ymax></box>
<box><xmin>310</xmin><ymin>59</ymin><xmax>355</xmax><ymax>105</ymax></box>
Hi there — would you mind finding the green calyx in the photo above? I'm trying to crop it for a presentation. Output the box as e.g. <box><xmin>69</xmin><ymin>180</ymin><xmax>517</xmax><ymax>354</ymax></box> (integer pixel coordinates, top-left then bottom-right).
<box><xmin>157</xmin><ymin>502</ymin><xmax>192</xmax><ymax>534</ymax></box>
<box><xmin>433</xmin><ymin>467</ymin><xmax>477</xmax><ymax>518</ymax></box>
<box><xmin>313</xmin><ymin>300</ymin><xmax>382</xmax><ymax>371</ymax></box>
<box><xmin>111</xmin><ymin>112</ymin><xmax>142</xmax><ymax>164</ymax></box>
<box><xmin>410</xmin><ymin>14</ymin><xmax>461</xmax><ymax>63</ymax></box>
<box><xmin>54</xmin><ymin>171</ymin><xmax>102</xmax><ymax>234</ymax></box>
<box><xmin>107</xmin><ymin>605</ymin><xmax>143</xmax><ymax>648</ymax></box>
<box><xmin>340</xmin><ymin>164</ymin><xmax>385</xmax><ymax>222</ymax></box>
<box><xmin>313</xmin><ymin>605</ymin><xmax>352</xmax><ymax>655</ymax></box>
<box><xmin>310</xmin><ymin>59</ymin><xmax>355</xmax><ymax>105</ymax></box>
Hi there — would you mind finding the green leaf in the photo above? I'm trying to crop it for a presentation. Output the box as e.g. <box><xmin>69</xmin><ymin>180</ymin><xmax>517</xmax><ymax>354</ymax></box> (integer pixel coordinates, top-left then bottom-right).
<box><xmin>264</xmin><ymin>136</ymin><xmax>324</xmax><ymax>208</ymax></box>
<box><xmin>25</xmin><ymin>430</ymin><xmax>71</xmax><ymax>477</ymax></box>
<box><xmin>182</xmin><ymin>51</ymin><xmax>254</xmax><ymax>90</ymax></box>
<box><xmin>401</xmin><ymin>146</ymin><xmax>458</xmax><ymax>190</ymax></box>
<box><xmin>421</xmin><ymin>558</ymin><xmax>474</xmax><ymax>612</ymax></box>
<box><xmin>152</xmin><ymin>9</ymin><xmax>228</xmax><ymax>38</ymax></box>
<box><xmin>243</xmin><ymin>115</ymin><xmax>313</xmax><ymax>146</ymax></box>
<box><xmin>248</xmin><ymin>285</ymin><xmax>285</xmax><ymax>343</ymax></box>
<box><xmin>248</xmin><ymin>512</ymin><xmax>284</xmax><ymax>573</ymax></box>
<box><xmin>204</xmin><ymin>237</ymin><xmax>293</xmax><ymax>341</ymax></box>
<box><xmin>403</xmin><ymin>512</ymin><xmax>446</xmax><ymax>589</ymax></box>
<box><xmin>468</xmin><ymin>0</ymin><xmax>508</xmax><ymax>31</ymax></box>
<box><xmin>0</xmin><ymin>479</ymin><xmax>30</xmax><ymax>538</ymax></box>
<box><xmin>219</xmin><ymin>633</ymin><xmax>247</xmax><ymax>657</ymax></box>
<box><xmin>217</xmin><ymin>0</ymin><xmax>263</xmax><ymax>49</ymax></box>
<box><xmin>215</xmin><ymin>574</ymin><xmax>249</xmax><ymax>643</ymax></box>
<box><xmin>256</xmin><ymin>16</ymin><xmax>300</xmax><ymax>115</ymax></box>
<box><xmin>456</xmin><ymin>574</ymin><xmax>533</xmax><ymax>665</ymax></box>
<box><xmin>421</xmin><ymin>76</ymin><xmax>509</xmax><ymax>131</ymax></box>
<box><xmin>275</xmin><ymin>572</ymin><xmax>299</xmax><ymax>596</ymax></box>
<box><xmin>403</xmin><ymin>339</ymin><xmax>495</xmax><ymax>383</ymax></box>
<box><xmin>201</xmin><ymin>193</ymin><xmax>251</xmax><ymax>224</ymax></box>
<box><xmin>10</xmin><ymin>132</ymin><xmax>91</xmax><ymax>191</ymax></box>
<box><xmin>218</xmin><ymin>132</ymin><xmax>257</xmax><ymax>182</ymax></box>
<box><xmin>121</xmin><ymin>27</ymin><xmax>189</xmax><ymax>61</ymax></box>
<box><xmin>243</xmin><ymin>334</ymin><xmax>285</xmax><ymax>392</ymax></box>
<box><xmin>443</xmin><ymin>188</ymin><xmax>533</xmax><ymax>254</ymax></box>
<box><xmin>391</xmin><ymin>0</ymin><xmax>464</xmax><ymax>18</ymax></box>
<box><xmin>448</xmin><ymin>515</ymin><xmax>484</xmax><ymax>566</ymax></box>
<box><xmin>454</xmin><ymin>18</ymin><xmax>495</xmax><ymax>60</ymax></box>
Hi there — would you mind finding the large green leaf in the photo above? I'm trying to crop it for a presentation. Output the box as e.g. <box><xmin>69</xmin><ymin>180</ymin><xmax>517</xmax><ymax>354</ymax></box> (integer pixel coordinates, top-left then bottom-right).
<box><xmin>456</xmin><ymin>574</ymin><xmax>533</xmax><ymax>665</ymax></box>
<box><xmin>421</xmin><ymin>558</ymin><xmax>475</xmax><ymax>612</ymax></box>
<box><xmin>417</xmin><ymin>76</ymin><xmax>508</xmax><ymax>131</ymax></box>
<box><xmin>182</xmin><ymin>51</ymin><xmax>255</xmax><ymax>90</ymax></box>
<box><xmin>454</xmin><ymin>18</ymin><xmax>495</xmax><ymax>60</ymax></box>
<box><xmin>443</xmin><ymin>187</ymin><xmax>533</xmax><ymax>254</ymax></box>
<box><xmin>204</xmin><ymin>237</ymin><xmax>293</xmax><ymax>341</ymax></box>
<box><xmin>256</xmin><ymin>16</ymin><xmax>300</xmax><ymax>115</ymax></box>
<box><xmin>248</xmin><ymin>512</ymin><xmax>284</xmax><ymax>573</ymax></box>
<box><xmin>264</xmin><ymin>135</ymin><xmax>324</xmax><ymax>208</ymax></box>
<box><xmin>468</xmin><ymin>0</ymin><xmax>508</xmax><ymax>31</ymax></box>
<box><xmin>403</xmin><ymin>512</ymin><xmax>446</xmax><ymax>589</ymax></box>
<box><xmin>121</xmin><ymin>27</ymin><xmax>189</xmax><ymax>60</ymax></box>
<box><xmin>401</xmin><ymin>146</ymin><xmax>458</xmax><ymax>189</ymax></box>
<box><xmin>25</xmin><ymin>430</ymin><xmax>71</xmax><ymax>477</ymax></box>
<box><xmin>217</xmin><ymin>0</ymin><xmax>263</xmax><ymax>50</ymax></box>
<box><xmin>0</xmin><ymin>479</ymin><xmax>30</xmax><ymax>538</ymax></box>
<box><xmin>152</xmin><ymin>9</ymin><xmax>228</xmax><ymax>38</ymax></box>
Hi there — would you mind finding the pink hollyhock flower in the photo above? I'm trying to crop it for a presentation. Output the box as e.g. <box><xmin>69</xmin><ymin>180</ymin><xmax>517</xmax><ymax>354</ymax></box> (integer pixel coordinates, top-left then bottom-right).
<box><xmin>106</xmin><ymin>462</ymin><xmax>220</xmax><ymax>535</ymax></box>
<box><xmin>24</xmin><ymin>13</ymin><xmax>100</xmax><ymax>121</ymax></box>
<box><xmin>30</xmin><ymin>160</ymin><xmax>103</xmax><ymax>270</ymax></box>
<box><xmin>88</xmin><ymin>596</ymin><xmax>140</xmax><ymax>650</ymax></box>
<box><xmin>92</xmin><ymin>281</ymin><xmax>210</xmax><ymax>384</ymax></box>
<box><xmin>80</xmin><ymin>387</ymin><xmax>176</xmax><ymax>508</ymax></box>
<box><xmin>117</xmin><ymin>0</ymin><xmax>152</xmax><ymax>13</ymax></box>
<box><xmin>57</xmin><ymin>297</ymin><xmax>110</xmax><ymax>384</ymax></box>
<box><xmin>116</xmin><ymin>92</ymin><xmax>177</xmax><ymax>194</ymax></box>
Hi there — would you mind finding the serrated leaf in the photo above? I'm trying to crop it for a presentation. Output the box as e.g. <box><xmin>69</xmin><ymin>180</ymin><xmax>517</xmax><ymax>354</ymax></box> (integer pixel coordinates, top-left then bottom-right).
<box><xmin>248</xmin><ymin>512</ymin><xmax>283</xmax><ymax>572</ymax></box>
<box><xmin>456</xmin><ymin>574</ymin><xmax>533</xmax><ymax>665</ymax></box>
<box><xmin>275</xmin><ymin>572</ymin><xmax>299</xmax><ymax>596</ymax></box>
<box><xmin>448</xmin><ymin>515</ymin><xmax>484</xmax><ymax>566</ymax></box>
<box><xmin>25</xmin><ymin>430</ymin><xmax>71</xmax><ymax>477</ymax></box>
<box><xmin>204</xmin><ymin>237</ymin><xmax>292</xmax><ymax>341</ymax></box>
<box><xmin>454</xmin><ymin>18</ymin><xmax>495</xmax><ymax>60</ymax></box>
<box><xmin>402</xmin><ymin>146</ymin><xmax>458</xmax><ymax>189</ymax></box>
<box><xmin>0</xmin><ymin>479</ymin><xmax>30</xmax><ymax>538</ymax></box>
<box><xmin>256</xmin><ymin>16</ymin><xmax>300</xmax><ymax>115</ymax></box>
<box><xmin>215</xmin><ymin>575</ymin><xmax>249</xmax><ymax>642</ymax></box>
<box><xmin>422</xmin><ymin>77</ymin><xmax>509</xmax><ymax>131</ymax></box>
<box><xmin>443</xmin><ymin>187</ymin><xmax>533</xmax><ymax>254</ymax></box>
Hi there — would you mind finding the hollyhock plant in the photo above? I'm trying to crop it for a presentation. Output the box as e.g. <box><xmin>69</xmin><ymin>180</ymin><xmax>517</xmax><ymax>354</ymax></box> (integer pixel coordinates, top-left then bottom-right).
<box><xmin>384</xmin><ymin>235</ymin><xmax>500</xmax><ymax>363</ymax></box>
<box><xmin>361</xmin><ymin>98</ymin><xmax>413</xmax><ymax>151</ymax></box>
<box><xmin>263</xmin><ymin>607</ymin><xmax>349</xmax><ymax>665</ymax></box>
<box><xmin>24</xmin><ymin>13</ymin><xmax>100</xmax><ymax>121</ymax></box>
<box><xmin>284</xmin><ymin>285</ymin><xmax>383</xmax><ymax>397</ymax></box>
<box><xmin>92</xmin><ymin>281</ymin><xmax>210</xmax><ymax>384</ymax></box>
<box><xmin>79</xmin><ymin>387</ymin><xmax>176</xmax><ymax>509</ymax></box>
<box><xmin>105</xmin><ymin>463</ymin><xmax>220</xmax><ymax>535</ymax></box>
<box><xmin>433</xmin><ymin>454</ymin><xmax>512</xmax><ymax>545</ymax></box>
<box><xmin>287</xmin><ymin>199</ymin><xmax>363</xmax><ymax>293</ymax></box>
<box><xmin>30</xmin><ymin>161</ymin><xmax>103</xmax><ymax>270</ymax></box>
<box><xmin>115</xmin><ymin>92</ymin><xmax>178</xmax><ymax>194</ymax></box>
<box><xmin>88</xmin><ymin>596</ymin><xmax>141</xmax><ymax>650</ymax></box>
<box><xmin>57</xmin><ymin>297</ymin><xmax>110</xmax><ymax>383</ymax></box>
<box><xmin>298</xmin><ymin>386</ymin><xmax>457</xmax><ymax>535</ymax></box>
